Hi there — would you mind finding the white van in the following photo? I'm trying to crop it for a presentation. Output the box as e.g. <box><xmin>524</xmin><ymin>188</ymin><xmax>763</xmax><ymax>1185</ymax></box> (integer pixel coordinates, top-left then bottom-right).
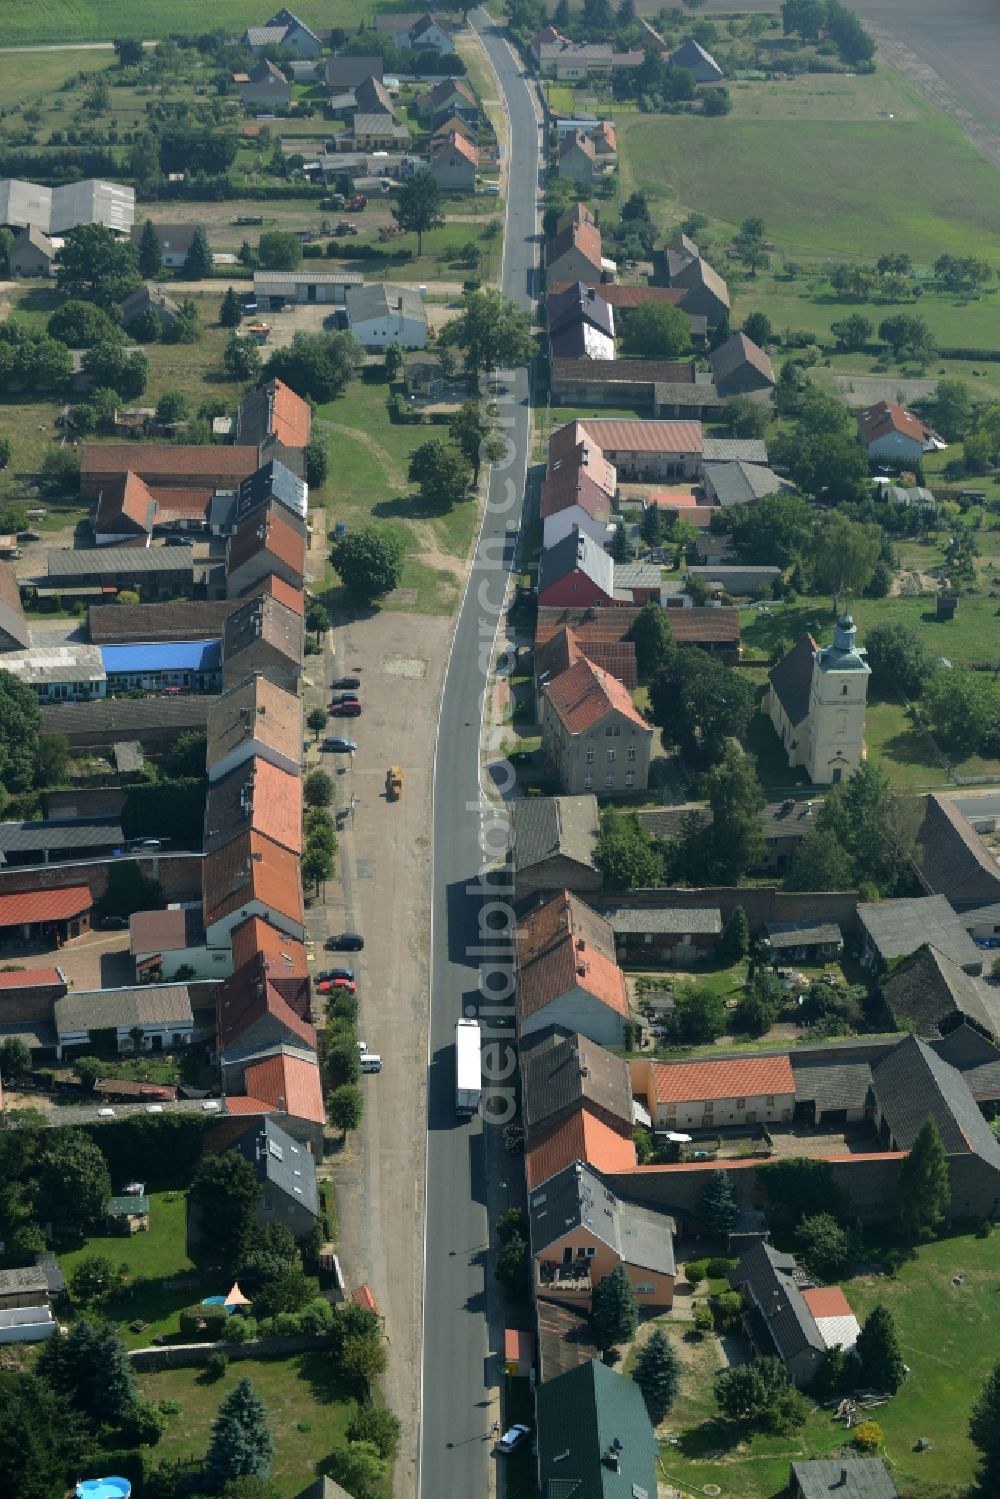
<box><xmin>360</xmin><ymin>1053</ymin><xmax>382</xmax><ymax>1074</ymax></box>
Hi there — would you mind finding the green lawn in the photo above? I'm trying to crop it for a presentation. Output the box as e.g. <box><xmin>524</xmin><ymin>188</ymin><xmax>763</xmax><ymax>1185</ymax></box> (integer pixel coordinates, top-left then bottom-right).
<box><xmin>616</xmin><ymin>69</ymin><xmax>1000</xmax><ymax>265</ymax></box>
<box><xmin>138</xmin><ymin>1352</ymin><xmax>359</xmax><ymax>1497</ymax></box>
<box><xmin>59</xmin><ymin>1190</ymin><xmax>208</xmax><ymax>1349</ymax></box>
<box><xmin>741</xmin><ymin>594</ymin><xmax>1000</xmax><ymax>671</ymax></box>
<box><xmin>0</xmin><ymin>0</ymin><xmax>380</xmax><ymax>45</ymax></box>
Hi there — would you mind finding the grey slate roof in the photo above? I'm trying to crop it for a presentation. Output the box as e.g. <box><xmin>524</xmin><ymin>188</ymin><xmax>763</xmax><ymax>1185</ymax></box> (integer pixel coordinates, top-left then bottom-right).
<box><xmin>346</xmin><ymin>282</ymin><xmax>426</xmax><ymax>325</ymax></box>
<box><xmin>914</xmin><ymin>793</ymin><xmax>1000</xmax><ymax>905</ymax></box>
<box><xmin>511</xmin><ymin>794</ymin><xmax>600</xmax><ymax>875</ymax></box>
<box><xmin>766</xmin><ymin>919</ymin><xmax>842</xmax><ymax>949</ymax></box>
<box><xmin>55</xmin><ymin>984</ymin><xmax>193</xmax><ymax>1035</ymax></box>
<box><xmin>871</xmin><ymin>1034</ymin><xmax>1000</xmax><ymax>1161</ymax></box>
<box><xmin>637</xmin><ymin>797</ymin><xmax>821</xmax><ymax>845</ymax></box>
<box><xmin>293</xmin><ymin>1479</ymin><xmax>353</xmax><ymax>1499</ymax></box>
<box><xmin>47</xmin><ymin>546</ymin><xmax>194</xmax><ymax>578</ymax></box>
<box><xmin>597</xmin><ymin>903</ymin><xmax>722</xmax><ymax>935</ymax></box>
<box><xmin>520</xmin><ymin>1029</ymin><xmax>633</xmax><ymax>1138</ymax></box>
<box><xmin>236</xmin><ymin>460</ymin><xmax>307</xmax><ymax>524</ymax></box>
<box><xmin>769</xmin><ymin>634</ymin><xmax>816</xmax><ymax>727</ymax></box>
<box><xmin>858</xmin><ymin>894</ymin><xmax>982</xmax><ymax>971</ymax></box>
<box><xmin>547</xmin><ymin>281</ymin><xmax>615</xmax><ymax>340</ymax></box>
<box><xmin>791</xmin><ymin>1057</ymin><xmax>874</xmax><ymax>1115</ymax></box>
<box><xmin>536</xmin><ymin>1298</ymin><xmax>603</xmax><ymax>1384</ymax></box>
<box><xmin>39</xmin><ymin>696</ymin><xmax>210</xmax><ymax>739</ymax></box>
<box><xmin>883</xmin><ymin>944</ymin><xmax>1000</xmax><ymax>1039</ymax></box>
<box><xmin>0</xmin><ymin>817</ymin><xmax>124</xmax><ymax>854</ymax></box>
<box><xmin>701</xmin><ymin>437</ymin><xmax>768</xmax><ymax>463</ymax></box>
<box><xmin>790</xmin><ymin>1459</ymin><xmax>898</xmax><ymax>1499</ymax></box>
<box><xmin>536</xmin><ymin>1359</ymin><xmax>659</xmax><ymax>1499</ymax></box>
<box><xmin>232</xmin><ymin>1116</ymin><xmax>319</xmax><ymax>1217</ymax></box>
<box><xmin>529</xmin><ymin>1161</ymin><xmax>675</xmax><ymax>1275</ymax></box>
<box><xmin>539</xmin><ymin>527</ymin><xmax>615</xmax><ymax>600</ymax></box>
<box><xmin>702</xmin><ymin>459</ymin><xmax>784</xmax><ymax>508</ymax></box>
<box><xmin>729</xmin><ymin>1241</ymin><xmax>824</xmax><ymax>1363</ymax></box>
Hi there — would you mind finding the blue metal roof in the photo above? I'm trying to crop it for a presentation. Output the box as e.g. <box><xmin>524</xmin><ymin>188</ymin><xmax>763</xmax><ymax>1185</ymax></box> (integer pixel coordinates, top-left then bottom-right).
<box><xmin>101</xmin><ymin>640</ymin><xmax>222</xmax><ymax>674</ymax></box>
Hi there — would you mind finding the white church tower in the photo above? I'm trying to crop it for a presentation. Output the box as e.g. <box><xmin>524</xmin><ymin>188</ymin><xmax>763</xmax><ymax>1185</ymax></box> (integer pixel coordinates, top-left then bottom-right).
<box><xmin>806</xmin><ymin>614</ymin><xmax>870</xmax><ymax>785</ymax></box>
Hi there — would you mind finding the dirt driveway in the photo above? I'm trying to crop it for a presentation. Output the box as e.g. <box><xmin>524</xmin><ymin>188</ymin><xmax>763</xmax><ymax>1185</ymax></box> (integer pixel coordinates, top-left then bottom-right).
<box><xmin>0</xmin><ymin>925</ymin><xmax>132</xmax><ymax>990</ymax></box>
<box><xmin>300</xmin><ymin>605</ymin><xmax>453</xmax><ymax>1499</ymax></box>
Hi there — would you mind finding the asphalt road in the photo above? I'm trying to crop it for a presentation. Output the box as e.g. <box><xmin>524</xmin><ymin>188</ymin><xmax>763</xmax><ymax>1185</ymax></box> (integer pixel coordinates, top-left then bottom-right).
<box><xmin>419</xmin><ymin>11</ymin><xmax>540</xmax><ymax>1498</ymax></box>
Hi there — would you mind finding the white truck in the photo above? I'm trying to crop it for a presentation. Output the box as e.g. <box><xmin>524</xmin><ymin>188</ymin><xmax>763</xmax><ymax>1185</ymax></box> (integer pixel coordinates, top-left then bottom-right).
<box><xmin>455</xmin><ymin>1017</ymin><xmax>482</xmax><ymax>1117</ymax></box>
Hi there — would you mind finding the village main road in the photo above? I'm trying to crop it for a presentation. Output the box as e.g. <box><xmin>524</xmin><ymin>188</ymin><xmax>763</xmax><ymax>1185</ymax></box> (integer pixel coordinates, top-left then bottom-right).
<box><xmin>419</xmin><ymin>10</ymin><xmax>541</xmax><ymax>1499</ymax></box>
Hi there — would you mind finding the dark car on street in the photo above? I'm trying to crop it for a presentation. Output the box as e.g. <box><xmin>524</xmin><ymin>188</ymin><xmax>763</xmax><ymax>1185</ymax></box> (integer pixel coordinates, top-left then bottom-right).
<box><xmin>326</xmin><ymin>933</ymin><xmax>364</xmax><ymax>951</ymax></box>
<box><xmin>331</xmin><ymin>676</ymin><xmax>361</xmax><ymax>690</ymax></box>
<box><xmin>330</xmin><ymin>702</ymin><xmax>362</xmax><ymax>718</ymax></box>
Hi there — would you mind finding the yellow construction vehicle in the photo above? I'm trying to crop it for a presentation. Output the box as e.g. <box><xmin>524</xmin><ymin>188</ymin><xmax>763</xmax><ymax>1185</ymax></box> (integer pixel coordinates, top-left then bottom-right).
<box><xmin>386</xmin><ymin>766</ymin><xmax>403</xmax><ymax>801</ymax></box>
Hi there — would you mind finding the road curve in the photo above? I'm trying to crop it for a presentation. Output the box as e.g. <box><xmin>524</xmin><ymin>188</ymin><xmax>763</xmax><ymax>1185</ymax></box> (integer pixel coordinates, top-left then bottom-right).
<box><xmin>419</xmin><ymin>11</ymin><xmax>540</xmax><ymax>1499</ymax></box>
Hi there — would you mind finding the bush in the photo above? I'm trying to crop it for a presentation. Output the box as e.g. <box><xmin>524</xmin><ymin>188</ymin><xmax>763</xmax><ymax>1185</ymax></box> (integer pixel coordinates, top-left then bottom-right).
<box><xmin>223</xmin><ymin>1315</ymin><xmax>257</xmax><ymax>1343</ymax></box>
<box><xmin>685</xmin><ymin>1259</ymin><xmax>707</xmax><ymax>1286</ymax></box>
<box><xmin>179</xmin><ymin>1304</ymin><xmax>229</xmax><ymax>1341</ymax></box>
<box><xmin>705</xmin><ymin>1256</ymin><xmax>735</xmax><ymax>1279</ymax></box>
<box><xmin>854</xmin><ymin>1420</ymin><xmax>884</xmax><ymax>1455</ymax></box>
<box><xmin>693</xmin><ymin>1303</ymin><xmax>713</xmax><ymax>1333</ymax></box>
<box><xmin>205</xmin><ymin>1350</ymin><xmax>229</xmax><ymax>1380</ymax></box>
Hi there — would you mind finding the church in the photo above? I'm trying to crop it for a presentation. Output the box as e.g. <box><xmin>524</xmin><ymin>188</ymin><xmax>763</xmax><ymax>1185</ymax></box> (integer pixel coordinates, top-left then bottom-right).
<box><xmin>766</xmin><ymin>615</ymin><xmax>870</xmax><ymax>785</ymax></box>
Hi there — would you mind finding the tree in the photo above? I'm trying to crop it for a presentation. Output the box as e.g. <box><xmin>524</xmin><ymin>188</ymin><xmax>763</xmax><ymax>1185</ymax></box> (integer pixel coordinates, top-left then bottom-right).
<box><xmin>257</xmin><ymin>231</ymin><xmax>302</xmax><ymax>271</ymax></box>
<box><xmin>782</xmin><ymin>0</ymin><xmax>826</xmax><ymax>39</ymax></box>
<box><xmin>732</xmin><ymin>968</ymin><xmax>784</xmax><ymax>1038</ymax></box>
<box><xmin>0</xmin><ymin>1034</ymin><xmax>30</xmax><ymax>1081</ymax></box>
<box><xmin>325</xmin><ymin>1442</ymin><xmax>389</xmax><ymax>1499</ymax></box>
<box><xmin>35</xmin><ymin>1129</ymin><xmax>110</xmax><ymax>1232</ymax></box>
<box><xmin>794</xmin><ymin>1212</ymin><xmax>853</xmax><ymax>1278</ymax></box>
<box><xmin>69</xmin><ymin>1253</ymin><xmax>120</xmax><ymax>1307</ymax></box>
<box><xmin>449</xmin><ymin>401</ymin><xmax>506</xmax><ymax>484</ymax></box>
<box><xmin>734</xmin><ymin>216</ymin><xmax>769</xmax><ymax>277</ymax></box>
<box><xmin>864</xmin><ymin>621</ymin><xmax>937</xmax><ymax>699</ymax></box>
<box><xmin>830</xmin><ymin>313</ymin><xmax>873</xmax><ymax>350</ymax></box>
<box><xmin>929</xmin><ymin>377</ymin><xmax>972</xmax><ymax>441</ymax></box>
<box><xmin>633</xmin><ymin>1327</ymin><xmax>680</xmax><ymax>1422</ymax></box>
<box><xmin>792</xmin><ymin>430</ymin><xmax>870</xmax><ymax>507</ymax></box>
<box><xmin>219</xmin><ymin>287</ymin><xmax>243</xmax><ymax>329</ymax></box>
<box><xmin>156</xmin><ymin>389</ymin><xmax>189</xmax><ymax>426</ymax></box>
<box><xmin>878</xmin><ymin>313</ymin><xmax>936</xmax><ymax>365</ymax></box>
<box><xmin>621</xmin><ymin>302</ymin><xmax>692</xmax><ymax>360</ymax></box>
<box><xmin>856</xmin><ymin>1304</ymin><xmax>906</xmax><ymax>1394</ymax></box>
<box><xmin>804</xmin><ymin>517</ymin><xmax>881</xmax><ymax>611</ymax></box>
<box><xmin>703</xmin><ymin>751</ymin><xmax>765</xmax><ymax>883</ymax></box>
<box><xmin>640</xmin><ymin>503</ymin><xmax>663</xmax><ymax>549</ymax></box>
<box><xmin>341</xmin><ymin>1332</ymin><xmax>387</xmax><ymax>1382</ymax></box>
<box><xmin>714</xmin><ymin>1356</ymin><xmax>804</xmax><ymax>1432</ymax></box>
<box><xmin>347</xmin><ymin>1404</ymin><xmax>402</xmax><ymax>1459</ymax></box>
<box><xmin>190</xmin><ymin>1153</ymin><xmax>261</xmax><ymax>1271</ymax></box>
<box><xmin>784</xmin><ymin>827</ymin><xmax>854</xmax><ymax>892</ymax></box>
<box><xmin>223</xmin><ymin>334</ymin><xmax>262</xmax><ymax>384</ymax></box>
<box><xmin>82</xmin><ymin>340</ymin><xmax>148</xmax><ymax>400</ymax></box>
<box><xmin>305</xmin><ymin>438</ymin><xmax>328</xmax><ymax>489</ymax></box>
<box><xmin>898</xmin><ymin>1116</ymin><xmax>950</xmax><ymax>1240</ymax></box>
<box><xmin>327</xmin><ymin>1084</ymin><xmax>364</xmax><ymax>1139</ymax></box>
<box><xmin>593</xmin><ymin>824</ymin><xmax>661</xmax><ymax>890</ymax></box>
<box><xmin>443</xmin><ymin>287</ymin><xmax>532</xmax><ymax>374</ymax></box>
<box><xmin>392</xmin><ymin>170</ymin><xmax>445</xmax><ymax>254</ymax></box>
<box><xmin>133</xmin><ymin>218</ymin><xmax>161</xmax><ymax>279</ymax></box>
<box><xmin>718</xmin><ymin>905</ymin><xmax>749</xmax><ymax>965</ymax></box>
<box><xmin>495</xmin><ymin>1231</ymin><xmax>530</xmax><ymax>1299</ymax></box>
<box><xmin>304</xmin><ymin>769</ymin><xmax>334</xmax><ymax>808</ymax></box>
<box><xmin>698</xmin><ymin>1168</ymin><xmax>739</xmax><ymax>1238</ymax></box>
<box><xmin>649</xmin><ymin>650</ymin><xmax>757</xmax><ymax>767</ymax></box>
<box><xmin>817</xmin><ymin>760</ymin><xmax>919</xmax><ymax>896</ymax></box>
<box><xmin>114</xmin><ymin>37</ymin><xmax>144</xmax><ymax>67</ymax></box>
<box><xmin>305</xmin><ymin>598</ymin><xmax>329</xmax><ymax>645</ymax></box>
<box><xmin>47</xmin><ymin>299</ymin><xmax>121</xmax><ymax>349</ymax></box>
<box><xmin>183</xmin><ymin>225</ymin><xmax>213</xmax><ymax>279</ymax></box>
<box><xmin>205</xmin><ymin>1377</ymin><xmax>274</xmax><ymax>1490</ymax></box>
<box><xmin>670</xmin><ymin>984</ymin><xmax>726</xmax><ymax>1045</ymax></box>
<box><xmin>264</xmin><ymin>330</ymin><xmax>360</xmax><ymax>402</ymax></box>
<box><xmin>331</xmin><ymin>524</ymin><xmax>405</xmax><ymax>602</ymax></box>
<box><xmin>728</xmin><ymin>491</ymin><xmax>812</xmax><ymax>569</ymax></box>
<box><xmin>970</xmin><ymin>1361</ymin><xmax>1000</xmax><ymax>1498</ymax></box>
<box><xmin>923</xmin><ymin>669</ymin><xmax>1000</xmax><ymax>756</ymax></box>
<box><xmin>591</xmin><ymin>1264</ymin><xmax>638</xmax><ymax>1348</ymax></box>
<box><xmin>168</xmin><ymin>729</ymin><xmax>206</xmax><ymax>779</ymax></box>
<box><xmin>57</xmin><ymin>223</ymin><xmax>140</xmax><ymax>304</ymax></box>
<box><xmin>627</xmin><ymin>600</ymin><xmax>675</xmax><ymax>680</ymax></box>
<box><xmin>0</xmin><ymin>1370</ymin><xmax>86</xmax><ymax>1499</ymax></box>
<box><xmin>92</xmin><ymin>1328</ymin><xmax>139</xmax><ymax>1424</ymax></box>
<box><xmin>408</xmin><ymin>437</ymin><xmax>473</xmax><ymax>510</ymax></box>
<box><xmin>742</xmin><ymin>311</ymin><xmax>772</xmax><ymax>347</ymax></box>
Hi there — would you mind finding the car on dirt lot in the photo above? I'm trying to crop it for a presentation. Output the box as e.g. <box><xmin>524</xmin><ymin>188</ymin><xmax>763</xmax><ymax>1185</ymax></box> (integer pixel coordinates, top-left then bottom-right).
<box><xmin>331</xmin><ymin>676</ymin><xmax>361</xmax><ymax>689</ymax></box>
<box><xmin>330</xmin><ymin>702</ymin><xmax>362</xmax><ymax>717</ymax></box>
<box><xmin>326</xmin><ymin>932</ymin><xmax>364</xmax><ymax>951</ymax></box>
<box><xmin>323</xmin><ymin>736</ymin><xmax>357</xmax><ymax>752</ymax></box>
<box><xmin>317</xmin><ymin>968</ymin><xmax>354</xmax><ymax>982</ymax></box>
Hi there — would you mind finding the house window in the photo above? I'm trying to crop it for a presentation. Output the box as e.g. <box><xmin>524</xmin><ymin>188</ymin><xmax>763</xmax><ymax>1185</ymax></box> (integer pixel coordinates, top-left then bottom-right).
<box><xmin>627</xmin><ymin>745</ymin><xmax>637</xmax><ymax>761</ymax></box>
<box><xmin>625</xmin><ymin>772</ymin><xmax>635</xmax><ymax>787</ymax></box>
<box><xmin>605</xmin><ymin>771</ymin><xmax>614</xmax><ymax>787</ymax></box>
<box><xmin>586</xmin><ymin>746</ymin><xmax>595</xmax><ymax>763</ymax></box>
<box><xmin>766</xmin><ymin>1095</ymin><xmax>775</xmax><ymax>1106</ymax></box>
<box><xmin>607</xmin><ymin>747</ymin><xmax>616</xmax><ymax>762</ymax></box>
<box><xmin>736</xmin><ymin>1097</ymin><xmax>746</xmax><ymax>1109</ymax></box>
<box><xmin>583</xmin><ymin>774</ymin><xmax>593</xmax><ymax>790</ymax></box>
<box><xmin>585</xmin><ymin>1247</ymin><xmax>596</xmax><ymax>1258</ymax></box>
<box><xmin>635</xmin><ymin>1283</ymin><xmax>655</xmax><ymax>1294</ymax></box>
<box><xmin>842</xmin><ymin>683</ymin><xmax>849</xmax><ymax>695</ymax></box>
<box><xmin>606</xmin><ymin>725</ymin><xmax>620</xmax><ymax>737</ymax></box>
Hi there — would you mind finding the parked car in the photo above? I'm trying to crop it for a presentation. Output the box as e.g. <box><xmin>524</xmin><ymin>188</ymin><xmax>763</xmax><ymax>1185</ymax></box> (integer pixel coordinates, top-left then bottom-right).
<box><xmin>316</xmin><ymin>968</ymin><xmax>354</xmax><ymax>982</ymax></box>
<box><xmin>331</xmin><ymin>676</ymin><xmax>361</xmax><ymax>689</ymax></box>
<box><xmin>497</xmin><ymin>1424</ymin><xmax>531</xmax><ymax>1454</ymax></box>
<box><xmin>347</xmin><ymin>194</ymin><xmax>368</xmax><ymax>210</ymax></box>
<box><xmin>97</xmin><ymin>915</ymin><xmax>129</xmax><ymax>930</ymax></box>
<box><xmin>330</xmin><ymin>702</ymin><xmax>362</xmax><ymax>718</ymax></box>
<box><xmin>326</xmin><ymin>932</ymin><xmax>364</xmax><ymax>951</ymax></box>
<box><xmin>323</xmin><ymin>736</ymin><xmax>357</xmax><ymax>753</ymax></box>
<box><xmin>165</xmin><ymin>534</ymin><xmax>195</xmax><ymax>546</ymax></box>
<box><xmin>317</xmin><ymin>977</ymin><xmax>356</xmax><ymax>994</ymax></box>
<box><xmin>329</xmin><ymin>694</ymin><xmax>360</xmax><ymax>709</ymax></box>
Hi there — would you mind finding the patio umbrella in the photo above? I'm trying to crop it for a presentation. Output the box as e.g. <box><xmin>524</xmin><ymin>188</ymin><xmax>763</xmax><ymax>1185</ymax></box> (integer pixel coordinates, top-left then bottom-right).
<box><xmin>225</xmin><ymin>1282</ymin><xmax>252</xmax><ymax>1308</ymax></box>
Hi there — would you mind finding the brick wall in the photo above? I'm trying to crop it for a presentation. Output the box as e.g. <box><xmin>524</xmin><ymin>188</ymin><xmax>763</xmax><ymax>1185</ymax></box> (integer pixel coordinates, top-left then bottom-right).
<box><xmin>45</xmin><ymin>788</ymin><xmax>127</xmax><ymax>818</ymax></box>
<box><xmin>0</xmin><ymin>856</ymin><xmax>203</xmax><ymax>904</ymax></box>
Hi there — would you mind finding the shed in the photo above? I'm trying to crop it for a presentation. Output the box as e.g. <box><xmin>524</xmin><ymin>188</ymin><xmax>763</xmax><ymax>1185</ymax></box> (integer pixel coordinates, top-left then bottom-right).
<box><xmin>504</xmin><ymin>1326</ymin><xmax>535</xmax><ymax>1378</ymax></box>
<box><xmin>765</xmin><ymin>920</ymin><xmax>843</xmax><ymax>964</ymax></box>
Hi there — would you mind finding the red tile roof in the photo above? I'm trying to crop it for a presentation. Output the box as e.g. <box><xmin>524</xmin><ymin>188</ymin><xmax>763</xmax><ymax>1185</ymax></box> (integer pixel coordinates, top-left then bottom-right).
<box><xmin>246</xmin><ymin>573</ymin><xmax>305</xmax><ymax>615</ymax></box>
<box><xmin>517</xmin><ymin>890</ymin><xmax>627</xmax><ymax>1023</ymax></box>
<box><xmin>592</xmin><ymin>120</ymin><xmax>616</xmax><ymax>151</ymax></box>
<box><xmin>352</xmin><ymin>1284</ymin><xmax>378</xmax><ymax>1313</ymax></box>
<box><xmin>202</xmin><ymin>831</ymin><xmax>304</xmax><ymax>929</ymax></box>
<box><xmin>547</xmin><ymin>220</ymin><xmax>603</xmax><ymax>273</ymax></box>
<box><xmin>536</xmin><ymin>626</ymin><xmax>638</xmax><ymax>693</ymax></box>
<box><xmin>544</xmin><ymin>656</ymin><xmax>648</xmax><ymax>735</ymax></box>
<box><xmin>230</xmin><ymin>915</ymin><xmax>308</xmax><ymax>978</ymax></box>
<box><xmin>82</xmin><ymin>444</ymin><xmax>258</xmax><ymax>482</ymax></box>
<box><xmin>269</xmin><ymin>379</ymin><xmax>311</xmax><ymax>449</ymax></box>
<box><xmin>0</xmin><ymin>886</ymin><xmax>92</xmax><ymax>926</ymax></box>
<box><xmin>596</xmin><ymin>285</ymin><xmax>685</xmax><ymax>310</ymax></box>
<box><xmin>551</xmin><ymin>418</ymin><xmax>703</xmax><ymax>458</ymax></box>
<box><xmin>95</xmin><ymin>471</ymin><xmax>156</xmax><ymax>534</ymax></box>
<box><xmin>857</xmin><ymin>399</ymin><xmax>934</xmax><ymax>447</ymax></box>
<box><xmin>540</xmin><ymin>466</ymin><xmax>612</xmax><ymax>523</ymax></box>
<box><xmin>147</xmin><ymin>487</ymin><xmax>213</xmax><ymax>522</ymax></box>
<box><xmin>649</xmin><ymin>1054</ymin><xmax>795</xmax><ymax>1104</ymax></box>
<box><xmin>207</xmin><ymin>757</ymin><xmax>303</xmax><ymax>856</ymax></box>
<box><xmin>433</xmin><ymin>130</ymin><xmax>477</xmax><ymax>165</ymax></box>
<box><xmin>243</xmin><ymin>1051</ymin><xmax>325</xmax><ymax>1124</ymax></box>
<box><xmin>217</xmin><ymin>955</ymin><xmax>315</xmax><ymax>1051</ymax></box>
<box><xmin>801</xmin><ymin>1285</ymin><xmax>854</xmax><ymax>1320</ymax></box>
<box><xmin>224</xmin><ymin>1094</ymin><xmax>274</xmax><ymax>1114</ymax></box>
<box><xmin>525</xmin><ymin>1107</ymin><xmax>637</xmax><ymax>1189</ymax></box>
<box><xmin>666</xmin><ymin>607</ymin><xmax>741</xmax><ymax>645</ymax></box>
<box><xmin>0</xmin><ymin>966</ymin><xmax>64</xmax><ymax>989</ymax></box>
<box><xmin>228</xmin><ymin>509</ymin><xmax>306</xmax><ymax>581</ymax></box>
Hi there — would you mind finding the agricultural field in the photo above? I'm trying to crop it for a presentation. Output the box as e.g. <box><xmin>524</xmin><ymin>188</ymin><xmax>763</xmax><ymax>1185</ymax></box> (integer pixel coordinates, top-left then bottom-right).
<box><xmin>0</xmin><ymin>1</ymin><xmax>366</xmax><ymax>47</ymax></box>
<box><xmin>137</xmin><ymin>1353</ymin><xmax>359</xmax><ymax>1498</ymax></box>
<box><xmin>616</xmin><ymin>67</ymin><xmax>1000</xmax><ymax>265</ymax></box>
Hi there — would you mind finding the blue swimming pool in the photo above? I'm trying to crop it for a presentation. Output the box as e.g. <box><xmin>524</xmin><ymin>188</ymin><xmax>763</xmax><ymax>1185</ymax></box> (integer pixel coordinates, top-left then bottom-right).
<box><xmin>202</xmin><ymin>1295</ymin><xmax>226</xmax><ymax>1305</ymax></box>
<box><xmin>76</xmin><ymin>1478</ymin><xmax>131</xmax><ymax>1499</ymax></box>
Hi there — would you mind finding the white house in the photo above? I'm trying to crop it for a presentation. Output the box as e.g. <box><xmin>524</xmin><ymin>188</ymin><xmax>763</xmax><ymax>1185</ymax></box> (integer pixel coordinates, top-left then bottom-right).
<box><xmin>857</xmin><ymin>399</ymin><xmax>945</xmax><ymax>465</ymax></box>
<box><xmin>540</xmin><ymin>464</ymin><xmax>613</xmax><ymax>550</ymax></box>
<box><xmin>0</xmin><ymin>1307</ymin><xmax>56</xmax><ymax>1345</ymax></box>
<box><xmin>53</xmin><ymin>984</ymin><xmax>194</xmax><ymax>1059</ymax></box>
<box><xmin>345</xmin><ymin>283</ymin><xmax>427</xmax><ymax>349</ymax></box>
<box><xmin>767</xmin><ymin>615</ymin><xmax>871</xmax><ymax>786</ymax></box>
